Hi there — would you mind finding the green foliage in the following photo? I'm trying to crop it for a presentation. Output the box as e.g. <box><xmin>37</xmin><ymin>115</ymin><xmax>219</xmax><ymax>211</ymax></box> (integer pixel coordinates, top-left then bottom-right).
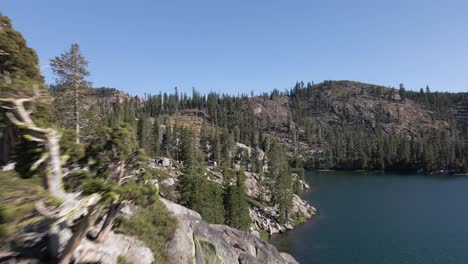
<box><xmin>60</xmin><ymin>129</ymin><xmax>85</xmax><ymax>163</ymax></box>
<box><xmin>293</xmin><ymin>178</ymin><xmax>303</xmax><ymax>195</ymax></box>
<box><xmin>118</xmin><ymin>181</ymin><xmax>158</xmax><ymax>207</ymax></box>
<box><xmin>12</xmin><ymin>140</ymin><xmax>42</xmax><ymax>178</ymax></box>
<box><xmin>224</xmin><ymin>171</ymin><xmax>251</xmax><ymax>231</ymax></box>
<box><xmin>292</xmin><ymin>81</ymin><xmax>467</xmax><ymax>172</ymax></box>
<box><xmin>110</xmin><ymin>123</ymin><xmax>139</xmax><ymax>160</ymax></box>
<box><xmin>221</xmin><ymin>128</ymin><xmax>235</xmax><ymax>168</ymax></box>
<box><xmin>68</xmin><ymin>123</ymin><xmax>157</xmax><ymax>207</ymax></box>
<box><xmin>50</xmin><ymin>43</ymin><xmax>96</xmax><ymax>142</ymax></box>
<box><xmin>178</xmin><ymin>168</ymin><xmax>225</xmax><ymax>224</ymax></box>
<box><xmin>268</xmin><ymin>142</ymin><xmax>293</xmax><ymax>224</ymax></box>
<box><xmin>290</xmin><ymin>212</ymin><xmax>307</xmax><ymax>225</ymax></box>
<box><xmin>0</xmin><ymin>14</ymin><xmax>49</xmax><ymax>166</ymax></box>
<box><xmin>136</xmin><ymin>114</ymin><xmax>153</xmax><ymax>156</ymax></box>
<box><xmin>201</xmin><ymin>181</ymin><xmax>226</xmax><ymax>224</ymax></box>
<box><xmin>151</xmin><ymin>119</ymin><xmax>161</xmax><ymax>157</ymax></box>
<box><xmin>117</xmin><ymin>255</ymin><xmax>133</xmax><ymax>264</ymax></box>
<box><xmin>117</xmin><ymin>200</ymin><xmax>177</xmax><ymax>264</ymax></box>
<box><xmin>0</xmin><ymin>15</ymin><xmax>44</xmax><ymax>88</ymax></box>
<box><xmin>259</xmin><ymin>230</ymin><xmax>269</xmax><ymax>242</ymax></box>
<box><xmin>292</xmin><ymin>167</ymin><xmax>305</xmax><ymax>195</ymax></box>
<box><xmin>0</xmin><ymin>171</ymin><xmax>47</xmax><ymax>241</ymax></box>
<box><xmin>194</xmin><ymin>238</ymin><xmax>223</xmax><ymax>264</ymax></box>
<box><xmin>178</xmin><ymin>127</ymin><xmax>195</xmax><ymax>173</ymax></box>
<box><xmin>63</xmin><ymin>171</ymin><xmax>92</xmax><ymax>192</ymax></box>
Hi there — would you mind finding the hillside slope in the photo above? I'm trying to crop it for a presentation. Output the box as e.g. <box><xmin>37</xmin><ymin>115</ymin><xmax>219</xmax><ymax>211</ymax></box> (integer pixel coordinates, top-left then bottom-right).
<box><xmin>86</xmin><ymin>80</ymin><xmax>467</xmax><ymax>173</ymax></box>
<box><xmin>242</xmin><ymin>81</ymin><xmax>466</xmax><ymax>171</ymax></box>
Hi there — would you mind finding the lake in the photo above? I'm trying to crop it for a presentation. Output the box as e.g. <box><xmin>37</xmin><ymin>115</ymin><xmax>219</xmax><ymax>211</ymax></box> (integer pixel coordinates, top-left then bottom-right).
<box><xmin>270</xmin><ymin>171</ymin><xmax>468</xmax><ymax>264</ymax></box>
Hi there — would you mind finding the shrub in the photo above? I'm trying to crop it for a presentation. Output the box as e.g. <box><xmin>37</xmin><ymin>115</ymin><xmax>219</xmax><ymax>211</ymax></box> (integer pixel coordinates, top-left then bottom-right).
<box><xmin>117</xmin><ymin>199</ymin><xmax>177</xmax><ymax>264</ymax></box>
<box><xmin>0</xmin><ymin>171</ymin><xmax>45</xmax><ymax>242</ymax></box>
<box><xmin>259</xmin><ymin>230</ymin><xmax>269</xmax><ymax>241</ymax></box>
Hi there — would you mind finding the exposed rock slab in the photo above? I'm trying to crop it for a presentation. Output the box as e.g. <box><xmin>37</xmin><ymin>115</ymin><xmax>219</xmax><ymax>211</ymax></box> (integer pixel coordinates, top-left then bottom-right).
<box><xmin>74</xmin><ymin>232</ymin><xmax>154</xmax><ymax>264</ymax></box>
<box><xmin>163</xmin><ymin>198</ymin><xmax>298</xmax><ymax>264</ymax></box>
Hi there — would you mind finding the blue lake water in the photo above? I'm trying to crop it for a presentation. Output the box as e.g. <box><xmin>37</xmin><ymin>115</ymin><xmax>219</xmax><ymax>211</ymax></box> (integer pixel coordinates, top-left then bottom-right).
<box><xmin>270</xmin><ymin>171</ymin><xmax>468</xmax><ymax>264</ymax></box>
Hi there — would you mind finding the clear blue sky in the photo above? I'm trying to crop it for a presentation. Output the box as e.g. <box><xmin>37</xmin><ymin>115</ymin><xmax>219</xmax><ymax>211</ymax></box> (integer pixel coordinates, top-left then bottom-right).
<box><xmin>3</xmin><ymin>0</ymin><xmax>468</xmax><ymax>95</ymax></box>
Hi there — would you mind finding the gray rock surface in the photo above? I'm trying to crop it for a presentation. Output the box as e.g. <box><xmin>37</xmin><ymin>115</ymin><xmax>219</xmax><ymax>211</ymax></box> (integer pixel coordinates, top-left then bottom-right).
<box><xmin>243</xmin><ymin>169</ymin><xmax>316</xmax><ymax>234</ymax></box>
<box><xmin>291</xmin><ymin>194</ymin><xmax>317</xmax><ymax>219</ymax></box>
<box><xmin>163</xmin><ymin>198</ymin><xmax>298</xmax><ymax>264</ymax></box>
<box><xmin>162</xmin><ymin>177</ymin><xmax>176</xmax><ymax>186</ymax></box>
<box><xmin>161</xmin><ymin>197</ymin><xmax>202</xmax><ymax>219</ymax></box>
<box><xmin>161</xmin><ymin>157</ymin><xmax>172</xmax><ymax>167</ymax></box>
<box><xmin>74</xmin><ymin>232</ymin><xmax>154</xmax><ymax>264</ymax></box>
<box><xmin>2</xmin><ymin>162</ymin><xmax>15</xmax><ymax>171</ymax></box>
<box><xmin>280</xmin><ymin>252</ymin><xmax>300</xmax><ymax>264</ymax></box>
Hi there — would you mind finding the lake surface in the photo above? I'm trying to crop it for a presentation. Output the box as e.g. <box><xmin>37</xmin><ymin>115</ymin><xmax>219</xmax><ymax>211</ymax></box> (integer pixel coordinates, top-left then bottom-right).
<box><xmin>270</xmin><ymin>171</ymin><xmax>468</xmax><ymax>264</ymax></box>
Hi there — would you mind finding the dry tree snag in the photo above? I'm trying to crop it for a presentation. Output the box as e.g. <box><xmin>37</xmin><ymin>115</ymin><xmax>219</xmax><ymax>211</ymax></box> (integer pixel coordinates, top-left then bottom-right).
<box><xmin>0</xmin><ymin>92</ymin><xmax>66</xmax><ymax>199</ymax></box>
<box><xmin>1</xmin><ymin>89</ymin><xmax>101</xmax><ymax>263</ymax></box>
<box><xmin>95</xmin><ymin>201</ymin><xmax>122</xmax><ymax>243</ymax></box>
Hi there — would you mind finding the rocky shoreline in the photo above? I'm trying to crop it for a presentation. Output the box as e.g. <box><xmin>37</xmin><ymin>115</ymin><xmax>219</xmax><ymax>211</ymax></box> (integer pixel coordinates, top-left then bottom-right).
<box><xmin>153</xmin><ymin>159</ymin><xmax>318</xmax><ymax>237</ymax></box>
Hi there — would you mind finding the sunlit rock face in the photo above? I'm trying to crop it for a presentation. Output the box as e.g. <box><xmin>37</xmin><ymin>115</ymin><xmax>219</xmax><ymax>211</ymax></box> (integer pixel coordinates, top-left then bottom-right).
<box><xmin>161</xmin><ymin>198</ymin><xmax>299</xmax><ymax>264</ymax></box>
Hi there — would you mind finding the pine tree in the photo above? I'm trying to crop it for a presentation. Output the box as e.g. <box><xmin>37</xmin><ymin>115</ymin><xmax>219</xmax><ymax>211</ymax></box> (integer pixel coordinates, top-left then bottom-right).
<box><xmin>178</xmin><ymin>127</ymin><xmax>195</xmax><ymax>173</ymax></box>
<box><xmin>221</xmin><ymin>128</ymin><xmax>234</xmax><ymax>167</ymax></box>
<box><xmin>82</xmin><ymin>123</ymin><xmax>158</xmax><ymax>243</ymax></box>
<box><xmin>161</xmin><ymin>120</ymin><xmax>174</xmax><ymax>158</ymax></box>
<box><xmin>224</xmin><ymin>170</ymin><xmax>251</xmax><ymax>231</ymax></box>
<box><xmin>178</xmin><ymin>165</ymin><xmax>225</xmax><ymax>224</ymax></box>
<box><xmin>212</xmin><ymin>129</ymin><xmax>221</xmax><ymax>163</ymax></box>
<box><xmin>136</xmin><ymin>114</ymin><xmax>152</xmax><ymax>155</ymax></box>
<box><xmin>268</xmin><ymin>142</ymin><xmax>293</xmax><ymax>224</ymax></box>
<box><xmin>151</xmin><ymin>119</ymin><xmax>161</xmax><ymax>157</ymax></box>
<box><xmin>50</xmin><ymin>43</ymin><xmax>91</xmax><ymax>143</ymax></box>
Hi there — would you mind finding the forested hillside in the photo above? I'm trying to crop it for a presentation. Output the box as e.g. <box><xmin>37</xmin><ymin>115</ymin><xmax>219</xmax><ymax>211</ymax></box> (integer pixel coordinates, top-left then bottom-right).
<box><xmin>67</xmin><ymin>80</ymin><xmax>468</xmax><ymax>174</ymax></box>
<box><xmin>1</xmin><ymin>11</ymin><xmax>467</xmax><ymax>264</ymax></box>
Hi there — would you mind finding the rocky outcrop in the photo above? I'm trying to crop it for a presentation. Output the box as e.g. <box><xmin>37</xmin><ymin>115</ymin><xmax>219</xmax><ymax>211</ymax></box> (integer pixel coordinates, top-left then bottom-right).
<box><xmin>244</xmin><ymin>172</ymin><xmax>271</xmax><ymax>201</ymax></box>
<box><xmin>244</xmin><ymin>172</ymin><xmax>316</xmax><ymax>234</ymax></box>
<box><xmin>150</xmin><ymin>153</ymin><xmax>317</xmax><ymax>238</ymax></box>
<box><xmin>162</xmin><ymin>198</ymin><xmax>298</xmax><ymax>264</ymax></box>
<box><xmin>291</xmin><ymin>194</ymin><xmax>316</xmax><ymax>219</ymax></box>
<box><xmin>249</xmin><ymin>195</ymin><xmax>317</xmax><ymax>235</ymax></box>
<box><xmin>4</xmin><ymin>209</ymin><xmax>153</xmax><ymax>264</ymax></box>
<box><xmin>74</xmin><ymin>232</ymin><xmax>154</xmax><ymax>264</ymax></box>
<box><xmin>235</xmin><ymin>143</ymin><xmax>265</xmax><ymax>161</ymax></box>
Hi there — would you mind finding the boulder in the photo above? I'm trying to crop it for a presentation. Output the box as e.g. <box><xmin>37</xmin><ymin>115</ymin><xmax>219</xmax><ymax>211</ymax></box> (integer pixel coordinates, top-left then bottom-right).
<box><xmin>244</xmin><ymin>172</ymin><xmax>271</xmax><ymax>201</ymax></box>
<box><xmin>390</xmin><ymin>92</ymin><xmax>402</xmax><ymax>101</ymax></box>
<box><xmin>255</xmin><ymin>147</ymin><xmax>265</xmax><ymax>161</ymax></box>
<box><xmin>2</xmin><ymin>162</ymin><xmax>15</xmax><ymax>171</ymax></box>
<box><xmin>250</xmin><ymin>230</ymin><xmax>260</xmax><ymax>238</ymax></box>
<box><xmin>157</xmin><ymin>157</ymin><xmax>172</xmax><ymax>167</ymax></box>
<box><xmin>163</xmin><ymin>198</ymin><xmax>297</xmax><ymax>264</ymax></box>
<box><xmin>162</xmin><ymin>158</ymin><xmax>172</xmax><ymax>167</ymax></box>
<box><xmin>162</xmin><ymin>177</ymin><xmax>176</xmax><ymax>187</ymax></box>
<box><xmin>165</xmin><ymin>214</ymin><xmax>197</xmax><ymax>264</ymax></box>
<box><xmin>291</xmin><ymin>194</ymin><xmax>317</xmax><ymax>219</ymax></box>
<box><xmin>74</xmin><ymin>232</ymin><xmax>154</xmax><ymax>264</ymax></box>
<box><xmin>300</xmin><ymin>180</ymin><xmax>310</xmax><ymax>189</ymax></box>
<box><xmin>161</xmin><ymin>197</ymin><xmax>201</xmax><ymax>219</ymax></box>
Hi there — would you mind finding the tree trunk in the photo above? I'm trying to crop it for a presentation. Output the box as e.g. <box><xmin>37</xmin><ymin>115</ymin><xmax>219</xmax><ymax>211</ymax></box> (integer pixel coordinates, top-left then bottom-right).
<box><xmin>117</xmin><ymin>159</ymin><xmax>125</xmax><ymax>184</ymax></box>
<box><xmin>1</xmin><ymin>98</ymin><xmax>66</xmax><ymax>198</ymax></box>
<box><xmin>58</xmin><ymin>205</ymin><xmax>97</xmax><ymax>264</ymax></box>
<box><xmin>46</xmin><ymin>131</ymin><xmax>66</xmax><ymax>199</ymax></box>
<box><xmin>95</xmin><ymin>201</ymin><xmax>121</xmax><ymax>243</ymax></box>
<box><xmin>74</xmin><ymin>84</ymin><xmax>80</xmax><ymax>144</ymax></box>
